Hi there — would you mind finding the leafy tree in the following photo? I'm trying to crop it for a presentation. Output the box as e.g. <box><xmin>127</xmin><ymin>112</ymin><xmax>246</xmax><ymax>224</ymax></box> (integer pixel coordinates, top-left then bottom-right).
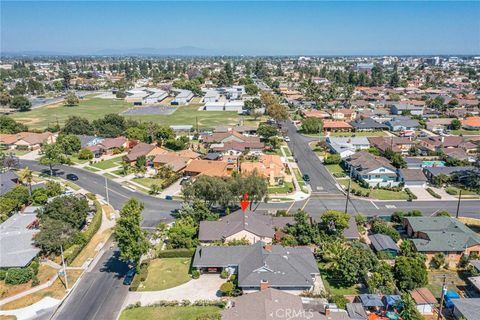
<box><xmin>39</xmin><ymin>143</ymin><xmax>64</xmax><ymax>175</ymax></box>
<box><xmin>126</xmin><ymin>127</ymin><xmax>148</xmax><ymax>142</ymax></box>
<box><xmin>244</xmin><ymin>83</ymin><xmax>259</xmax><ymax>95</ymax></box>
<box><xmin>18</xmin><ymin>166</ymin><xmax>34</xmax><ymax>196</ymax></box>
<box><xmin>175</xmin><ymin>200</ymin><xmax>218</xmax><ymax>224</ymax></box>
<box><xmin>0</xmin><ymin>116</ymin><xmax>28</xmax><ymax>133</ymax></box>
<box><xmin>135</xmin><ymin>155</ymin><xmax>147</xmax><ymax>170</ymax></box>
<box><xmin>93</xmin><ymin>114</ymin><xmax>126</xmax><ymax>137</ymax></box>
<box><xmin>371</xmin><ymin>219</ymin><xmax>400</xmax><ymax>242</ymax></box>
<box><xmin>323</xmin><ymin>154</ymin><xmax>341</xmax><ymax>165</ymax></box>
<box><xmin>62</xmin><ymin>116</ymin><xmax>94</xmax><ymax>135</ymax></box>
<box><xmin>64</xmin><ymin>92</ymin><xmax>80</xmax><ymax>106</ymax></box>
<box><xmin>320</xmin><ymin>210</ymin><xmax>350</xmax><ymax>234</ymax></box>
<box><xmin>45</xmin><ymin>181</ymin><xmax>63</xmax><ymax>197</ymax></box>
<box><xmin>335</xmin><ymin>243</ymin><xmax>378</xmax><ymax>286</ymax></box>
<box><xmin>393</xmin><ymin>256</ymin><xmax>428</xmax><ymax>290</ymax></box>
<box><xmin>167</xmin><ymin>216</ymin><xmax>199</xmax><ymax>249</ymax></box>
<box><xmin>301</xmin><ymin>117</ymin><xmax>322</xmax><ymax>134</ymax></box>
<box><xmin>283</xmin><ymin>210</ymin><xmax>318</xmax><ymax>245</ymax></box>
<box><xmin>114</xmin><ymin>198</ymin><xmax>149</xmax><ymax>264</ymax></box>
<box><xmin>399</xmin><ymin>240</ymin><xmax>416</xmax><ymax>257</ymax></box>
<box><xmin>399</xmin><ymin>292</ymin><xmax>423</xmax><ymax>320</ymax></box>
<box><xmin>257</xmin><ymin>123</ymin><xmax>278</xmax><ymax>141</ymax></box>
<box><xmin>155</xmin><ymin>126</ymin><xmax>175</xmax><ymax>146</ymax></box>
<box><xmin>367</xmin><ymin>261</ymin><xmax>396</xmax><ymax>294</ymax></box>
<box><xmin>56</xmin><ymin>134</ymin><xmax>81</xmax><ymax>155</ymax></box>
<box><xmin>165</xmin><ymin>136</ymin><xmax>189</xmax><ymax>151</ymax></box>
<box><xmin>434</xmin><ymin>210</ymin><xmax>451</xmax><ymax>217</ymax></box>
<box><xmin>10</xmin><ymin>95</ymin><xmax>31</xmax><ymax>112</ymax></box>
<box><xmin>450</xmin><ymin>119</ymin><xmax>461</xmax><ymax>130</ymax></box>
<box><xmin>431</xmin><ymin>253</ymin><xmax>446</xmax><ymax>269</ymax></box>
<box><xmin>267</xmin><ymin>103</ymin><xmax>289</xmax><ymax>122</ymax></box>
<box><xmin>31</xmin><ymin>188</ymin><xmax>48</xmax><ymax>205</ymax></box>
<box><xmin>183</xmin><ymin>175</ymin><xmax>234</xmax><ymax>208</ymax></box>
<box><xmin>39</xmin><ymin>195</ymin><xmax>89</xmax><ymax>229</ymax></box>
<box><xmin>231</xmin><ymin>172</ymin><xmax>268</xmax><ymax>210</ymax></box>
<box><xmin>34</xmin><ymin>218</ymin><xmax>78</xmax><ymax>254</ymax></box>
<box><xmin>78</xmin><ymin>148</ymin><xmax>93</xmax><ymax>160</ymax></box>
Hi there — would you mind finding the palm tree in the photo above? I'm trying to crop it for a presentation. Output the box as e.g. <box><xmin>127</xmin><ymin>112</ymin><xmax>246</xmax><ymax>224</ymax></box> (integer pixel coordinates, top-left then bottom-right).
<box><xmin>19</xmin><ymin>167</ymin><xmax>34</xmax><ymax>196</ymax></box>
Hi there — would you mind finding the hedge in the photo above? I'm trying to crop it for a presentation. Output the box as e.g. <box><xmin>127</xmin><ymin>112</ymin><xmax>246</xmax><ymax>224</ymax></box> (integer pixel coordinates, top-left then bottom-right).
<box><xmin>5</xmin><ymin>268</ymin><xmax>33</xmax><ymax>285</ymax></box>
<box><xmin>65</xmin><ymin>201</ymin><xmax>103</xmax><ymax>264</ymax></box>
<box><xmin>129</xmin><ymin>262</ymin><xmax>149</xmax><ymax>291</ymax></box>
<box><xmin>404</xmin><ymin>188</ymin><xmax>418</xmax><ymax>200</ymax></box>
<box><xmin>156</xmin><ymin>248</ymin><xmax>196</xmax><ymax>258</ymax></box>
<box><xmin>426</xmin><ymin>188</ymin><xmax>442</xmax><ymax>199</ymax></box>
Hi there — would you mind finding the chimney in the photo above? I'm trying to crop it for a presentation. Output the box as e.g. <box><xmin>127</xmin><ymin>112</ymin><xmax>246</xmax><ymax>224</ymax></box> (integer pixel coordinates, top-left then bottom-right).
<box><xmin>260</xmin><ymin>280</ymin><xmax>269</xmax><ymax>291</ymax></box>
<box><xmin>264</xmin><ymin>243</ymin><xmax>272</xmax><ymax>252</ymax></box>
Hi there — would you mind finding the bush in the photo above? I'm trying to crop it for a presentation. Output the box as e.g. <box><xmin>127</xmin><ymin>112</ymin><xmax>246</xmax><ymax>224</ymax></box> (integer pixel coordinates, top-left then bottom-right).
<box><xmin>426</xmin><ymin>188</ymin><xmax>442</xmax><ymax>199</ymax></box>
<box><xmin>404</xmin><ymin>188</ymin><xmax>418</xmax><ymax>200</ymax></box>
<box><xmin>331</xmin><ymin>294</ymin><xmax>348</xmax><ymax>309</ymax></box>
<box><xmin>156</xmin><ymin>248</ymin><xmax>196</xmax><ymax>258</ymax></box>
<box><xmin>220</xmin><ymin>270</ymin><xmax>229</xmax><ymax>279</ymax></box>
<box><xmin>324</xmin><ymin>154</ymin><xmax>341</xmax><ymax>165</ymax></box>
<box><xmin>333</xmin><ymin>172</ymin><xmax>346</xmax><ymax>178</ymax></box>
<box><xmin>30</xmin><ymin>260</ymin><xmax>39</xmax><ymax>275</ymax></box>
<box><xmin>86</xmin><ymin>193</ymin><xmax>96</xmax><ymax>201</ymax></box>
<box><xmin>0</xmin><ymin>269</ymin><xmax>6</xmax><ymax>280</ymax></box>
<box><xmin>78</xmin><ymin>149</ymin><xmax>94</xmax><ymax>160</ymax></box>
<box><xmin>130</xmin><ymin>262</ymin><xmax>149</xmax><ymax>291</ymax></box>
<box><xmin>5</xmin><ymin>268</ymin><xmax>33</xmax><ymax>285</ymax></box>
<box><xmin>191</xmin><ymin>269</ymin><xmax>200</xmax><ymax>279</ymax></box>
<box><xmin>220</xmin><ymin>282</ymin><xmax>234</xmax><ymax>296</ymax></box>
<box><xmin>445</xmin><ymin>187</ymin><xmax>458</xmax><ymax>195</ymax></box>
<box><xmin>371</xmin><ymin>220</ymin><xmax>400</xmax><ymax>242</ymax></box>
<box><xmin>31</xmin><ymin>276</ymin><xmax>40</xmax><ymax>287</ymax></box>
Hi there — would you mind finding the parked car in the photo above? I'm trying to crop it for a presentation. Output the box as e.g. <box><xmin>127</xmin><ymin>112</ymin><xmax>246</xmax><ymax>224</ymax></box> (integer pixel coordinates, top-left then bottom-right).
<box><xmin>284</xmin><ymin>136</ymin><xmax>291</xmax><ymax>142</ymax></box>
<box><xmin>165</xmin><ymin>195</ymin><xmax>173</xmax><ymax>200</ymax></box>
<box><xmin>123</xmin><ymin>268</ymin><xmax>136</xmax><ymax>286</ymax></box>
<box><xmin>303</xmin><ymin>174</ymin><xmax>310</xmax><ymax>182</ymax></box>
<box><xmin>66</xmin><ymin>173</ymin><xmax>79</xmax><ymax>181</ymax></box>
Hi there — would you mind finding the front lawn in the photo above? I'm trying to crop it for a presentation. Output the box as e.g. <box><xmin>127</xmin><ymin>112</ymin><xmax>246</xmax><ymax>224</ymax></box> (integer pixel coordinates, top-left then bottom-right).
<box><xmin>268</xmin><ymin>181</ymin><xmax>294</xmax><ymax>194</ymax></box>
<box><xmin>132</xmin><ymin>177</ymin><xmax>164</xmax><ymax>189</ymax></box>
<box><xmin>338</xmin><ymin>179</ymin><xmax>410</xmax><ymax>200</ymax></box>
<box><xmin>449</xmin><ymin>129</ymin><xmax>480</xmax><ymax>135</ymax></box>
<box><xmin>90</xmin><ymin>156</ymin><xmax>123</xmax><ymax>170</ymax></box>
<box><xmin>325</xmin><ymin>164</ymin><xmax>344</xmax><ymax>175</ymax></box>
<box><xmin>119</xmin><ymin>306</ymin><xmax>222</xmax><ymax>320</ymax></box>
<box><xmin>0</xmin><ymin>265</ymin><xmax>57</xmax><ymax>300</ymax></box>
<box><xmin>138</xmin><ymin>258</ymin><xmax>191</xmax><ymax>291</ymax></box>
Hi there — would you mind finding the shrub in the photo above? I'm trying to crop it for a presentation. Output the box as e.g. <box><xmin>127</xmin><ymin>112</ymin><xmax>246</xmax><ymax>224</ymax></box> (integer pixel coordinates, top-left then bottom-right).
<box><xmin>431</xmin><ymin>253</ymin><xmax>446</xmax><ymax>269</ymax></box>
<box><xmin>404</xmin><ymin>188</ymin><xmax>418</xmax><ymax>200</ymax></box>
<box><xmin>426</xmin><ymin>188</ymin><xmax>442</xmax><ymax>199</ymax></box>
<box><xmin>445</xmin><ymin>187</ymin><xmax>458</xmax><ymax>195</ymax></box>
<box><xmin>86</xmin><ymin>193</ymin><xmax>96</xmax><ymax>201</ymax></box>
<box><xmin>371</xmin><ymin>220</ymin><xmax>400</xmax><ymax>242</ymax></box>
<box><xmin>331</xmin><ymin>294</ymin><xmax>348</xmax><ymax>309</ymax></box>
<box><xmin>78</xmin><ymin>149</ymin><xmax>94</xmax><ymax>160</ymax></box>
<box><xmin>324</xmin><ymin>154</ymin><xmax>341</xmax><ymax>165</ymax></box>
<box><xmin>220</xmin><ymin>282</ymin><xmax>234</xmax><ymax>296</ymax></box>
<box><xmin>156</xmin><ymin>248</ymin><xmax>196</xmax><ymax>258</ymax></box>
<box><xmin>130</xmin><ymin>262</ymin><xmax>149</xmax><ymax>291</ymax></box>
<box><xmin>333</xmin><ymin>172</ymin><xmax>346</xmax><ymax>178</ymax></box>
<box><xmin>0</xmin><ymin>269</ymin><xmax>6</xmax><ymax>280</ymax></box>
<box><xmin>5</xmin><ymin>268</ymin><xmax>33</xmax><ymax>285</ymax></box>
<box><xmin>31</xmin><ymin>276</ymin><xmax>40</xmax><ymax>287</ymax></box>
<box><xmin>434</xmin><ymin>211</ymin><xmax>451</xmax><ymax>217</ymax></box>
<box><xmin>191</xmin><ymin>269</ymin><xmax>200</xmax><ymax>279</ymax></box>
<box><xmin>30</xmin><ymin>260</ymin><xmax>40</xmax><ymax>275</ymax></box>
<box><xmin>220</xmin><ymin>270</ymin><xmax>229</xmax><ymax>279</ymax></box>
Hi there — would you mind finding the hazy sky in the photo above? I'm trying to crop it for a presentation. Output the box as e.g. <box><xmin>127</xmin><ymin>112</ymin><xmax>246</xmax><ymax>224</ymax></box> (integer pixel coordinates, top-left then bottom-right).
<box><xmin>1</xmin><ymin>1</ymin><xmax>479</xmax><ymax>55</ymax></box>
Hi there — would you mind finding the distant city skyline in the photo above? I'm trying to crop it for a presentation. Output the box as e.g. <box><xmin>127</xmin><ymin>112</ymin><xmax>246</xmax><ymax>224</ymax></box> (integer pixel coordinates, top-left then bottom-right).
<box><xmin>1</xmin><ymin>1</ymin><xmax>479</xmax><ymax>56</ymax></box>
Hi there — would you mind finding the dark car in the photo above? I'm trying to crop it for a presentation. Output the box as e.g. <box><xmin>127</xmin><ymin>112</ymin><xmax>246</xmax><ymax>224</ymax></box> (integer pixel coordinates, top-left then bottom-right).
<box><xmin>303</xmin><ymin>174</ymin><xmax>310</xmax><ymax>182</ymax></box>
<box><xmin>123</xmin><ymin>268</ymin><xmax>136</xmax><ymax>286</ymax></box>
<box><xmin>66</xmin><ymin>173</ymin><xmax>79</xmax><ymax>181</ymax></box>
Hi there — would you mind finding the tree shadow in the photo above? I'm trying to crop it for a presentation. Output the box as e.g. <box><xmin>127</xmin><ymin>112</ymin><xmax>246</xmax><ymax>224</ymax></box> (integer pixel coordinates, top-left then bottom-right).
<box><xmin>98</xmin><ymin>249</ymin><xmax>130</xmax><ymax>279</ymax></box>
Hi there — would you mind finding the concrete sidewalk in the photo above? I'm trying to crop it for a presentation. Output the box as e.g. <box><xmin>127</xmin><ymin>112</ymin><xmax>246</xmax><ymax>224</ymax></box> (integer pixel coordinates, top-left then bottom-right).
<box><xmin>0</xmin><ymin>297</ymin><xmax>61</xmax><ymax>320</ymax></box>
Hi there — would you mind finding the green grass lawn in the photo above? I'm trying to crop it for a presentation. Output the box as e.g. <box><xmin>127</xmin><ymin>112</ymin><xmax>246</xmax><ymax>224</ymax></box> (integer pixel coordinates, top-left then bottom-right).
<box><xmin>132</xmin><ymin>177</ymin><xmax>164</xmax><ymax>189</ymax></box>
<box><xmin>127</xmin><ymin>104</ymin><xmax>261</xmax><ymax>130</ymax></box>
<box><xmin>10</xmin><ymin>97</ymin><xmax>132</xmax><ymax>129</ymax></box>
<box><xmin>0</xmin><ymin>148</ymin><xmax>32</xmax><ymax>156</ymax></box>
<box><xmin>268</xmin><ymin>181</ymin><xmax>294</xmax><ymax>194</ymax></box>
<box><xmin>83</xmin><ymin>166</ymin><xmax>101</xmax><ymax>172</ymax></box>
<box><xmin>119</xmin><ymin>306</ymin><xmax>221</xmax><ymax>320</ymax></box>
<box><xmin>103</xmin><ymin>173</ymin><xmax>117</xmax><ymax>179</ymax></box>
<box><xmin>338</xmin><ymin>179</ymin><xmax>410</xmax><ymax>200</ymax></box>
<box><xmin>281</xmin><ymin>145</ymin><xmax>292</xmax><ymax>157</ymax></box>
<box><xmin>449</xmin><ymin>129</ymin><xmax>480</xmax><ymax>136</ymax></box>
<box><xmin>139</xmin><ymin>258</ymin><xmax>191</xmax><ymax>291</ymax></box>
<box><xmin>325</xmin><ymin>164</ymin><xmax>344</xmax><ymax>175</ymax></box>
<box><xmin>90</xmin><ymin>156</ymin><xmax>123</xmax><ymax>170</ymax></box>
<box><xmin>426</xmin><ymin>270</ymin><xmax>468</xmax><ymax>299</ymax></box>
<box><xmin>68</xmin><ymin>155</ymin><xmax>90</xmax><ymax>164</ymax></box>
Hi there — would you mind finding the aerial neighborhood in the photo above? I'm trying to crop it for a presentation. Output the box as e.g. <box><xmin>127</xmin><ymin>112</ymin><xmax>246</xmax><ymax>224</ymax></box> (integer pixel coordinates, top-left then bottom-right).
<box><xmin>1</xmin><ymin>47</ymin><xmax>480</xmax><ymax>320</ymax></box>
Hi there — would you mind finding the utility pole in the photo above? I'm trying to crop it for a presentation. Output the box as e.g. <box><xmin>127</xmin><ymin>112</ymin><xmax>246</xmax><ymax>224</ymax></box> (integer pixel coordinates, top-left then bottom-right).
<box><xmin>437</xmin><ymin>274</ymin><xmax>447</xmax><ymax>320</ymax></box>
<box><xmin>105</xmin><ymin>176</ymin><xmax>110</xmax><ymax>204</ymax></box>
<box><xmin>60</xmin><ymin>245</ymin><xmax>68</xmax><ymax>291</ymax></box>
<box><xmin>344</xmin><ymin>167</ymin><xmax>353</xmax><ymax>214</ymax></box>
<box><xmin>455</xmin><ymin>189</ymin><xmax>462</xmax><ymax>218</ymax></box>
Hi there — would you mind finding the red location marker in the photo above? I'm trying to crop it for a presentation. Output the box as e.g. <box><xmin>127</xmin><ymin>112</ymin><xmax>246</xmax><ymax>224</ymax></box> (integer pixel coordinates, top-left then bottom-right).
<box><xmin>240</xmin><ymin>193</ymin><xmax>250</xmax><ymax>212</ymax></box>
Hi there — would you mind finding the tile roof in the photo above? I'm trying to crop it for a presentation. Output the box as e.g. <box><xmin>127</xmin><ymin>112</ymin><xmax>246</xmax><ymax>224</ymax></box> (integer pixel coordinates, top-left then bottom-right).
<box><xmin>124</xmin><ymin>142</ymin><xmax>157</xmax><ymax>162</ymax></box>
<box><xmin>409</xmin><ymin>288</ymin><xmax>437</xmax><ymax>305</ymax></box>
<box><xmin>462</xmin><ymin>116</ymin><xmax>480</xmax><ymax>128</ymax></box>
<box><xmin>184</xmin><ymin>159</ymin><xmax>231</xmax><ymax>177</ymax></box>
<box><xmin>323</xmin><ymin>120</ymin><xmax>353</xmax><ymax>129</ymax></box>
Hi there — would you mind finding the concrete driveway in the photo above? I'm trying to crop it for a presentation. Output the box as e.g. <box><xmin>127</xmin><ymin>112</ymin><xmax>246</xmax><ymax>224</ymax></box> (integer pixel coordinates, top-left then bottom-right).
<box><xmin>124</xmin><ymin>274</ymin><xmax>226</xmax><ymax>307</ymax></box>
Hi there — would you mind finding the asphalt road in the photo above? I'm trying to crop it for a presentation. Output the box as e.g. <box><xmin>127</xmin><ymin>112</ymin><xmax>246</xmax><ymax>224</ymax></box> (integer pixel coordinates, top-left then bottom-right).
<box><xmin>52</xmin><ymin>239</ymin><xmax>130</xmax><ymax>320</ymax></box>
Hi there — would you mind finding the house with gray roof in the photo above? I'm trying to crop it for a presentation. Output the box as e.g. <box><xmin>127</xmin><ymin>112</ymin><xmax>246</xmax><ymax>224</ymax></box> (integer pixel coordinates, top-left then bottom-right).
<box><xmin>356</xmin><ymin>294</ymin><xmax>384</xmax><ymax>309</ymax></box>
<box><xmin>452</xmin><ymin>298</ymin><xmax>480</xmax><ymax>320</ymax></box>
<box><xmin>422</xmin><ymin>166</ymin><xmax>474</xmax><ymax>183</ymax></box>
<box><xmin>198</xmin><ymin>210</ymin><xmax>293</xmax><ymax>244</ymax></box>
<box><xmin>0</xmin><ymin>171</ymin><xmax>19</xmax><ymax>195</ymax></box>
<box><xmin>384</xmin><ymin>117</ymin><xmax>420</xmax><ymax>131</ymax></box>
<box><xmin>403</xmin><ymin>217</ymin><xmax>480</xmax><ymax>267</ymax></box>
<box><xmin>350</xmin><ymin>117</ymin><xmax>388</xmax><ymax>131</ymax></box>
<box><xmin>343</xmin><ymin>151</ymin><xmax>400</xmax><ymax>187</ymax></box>
<box><xmin>368</xmin><ymin>234</ymin><xmax>399</xmax><ymax>258</ymax></box>
<box><xmin>389</xmin><ymin>103</ymin><xmax>424</xmax><ymax>116</ymax></box>
<box><xmin>346</xmin><ymin>303</ymin><xmax>367</xmax><ymax>320</ymax></box>
<box><xmin>0</xmin><ymin>208</ymin><xmax>40</xmax><ymax>268</ymax></box>
<box><xmin>326</xmin><ymin>137</ymin><xmax>370</xmax><ymax>159</ymax></box>
<box><xmin>192</xmin><ymin>242</ymin><xmax>320</xmax><ymax>294</ymax></box>
<box><xmin>398</xmin><ymin>168</ymin><xmax>427</xmax><ymax>188</ymax></box>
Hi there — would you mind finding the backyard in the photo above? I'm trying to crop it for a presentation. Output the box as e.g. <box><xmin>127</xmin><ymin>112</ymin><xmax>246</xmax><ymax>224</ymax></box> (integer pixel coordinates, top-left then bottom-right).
<box><xmin>119</xmin><ymin>306</ymin><xmax>221</xmax><ymax>320</ymax></box>
<box><xmin>138</xmin><ymin>258</ymin><xmax>192</xmax><ymax>291</ymax></box>
<box><xmin>426</xmin><ymin>270</ymin><xmax>470</xmax><ymax>299</ymax></box>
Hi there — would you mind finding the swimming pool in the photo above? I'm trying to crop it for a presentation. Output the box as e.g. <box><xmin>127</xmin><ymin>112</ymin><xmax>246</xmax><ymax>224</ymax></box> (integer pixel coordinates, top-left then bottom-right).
<box><xmin>422</xmin><ymin>160</ymin><xmax>445</xmax><ymax>167</ymax></box>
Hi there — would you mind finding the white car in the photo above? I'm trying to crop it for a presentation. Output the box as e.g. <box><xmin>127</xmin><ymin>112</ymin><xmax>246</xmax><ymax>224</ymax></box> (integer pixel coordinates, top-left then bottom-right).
<box><xmin>284</xmin><ymin>136</ymin><xmax>291</xmax><ymax>142</ymax></box>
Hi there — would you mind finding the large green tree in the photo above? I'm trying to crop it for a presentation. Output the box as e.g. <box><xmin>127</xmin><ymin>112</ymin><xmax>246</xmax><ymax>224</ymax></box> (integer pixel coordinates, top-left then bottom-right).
<box><xmin>10</xmin><ymin>95</ymin><xmax>31</xmax><ymax>112</ymax></box>
<box><xmin>39</xmin><ymin>143</ymin><xmax>64</xmax><ymax>175</ymax></box>
<box><xmin>114</xmin><ymin>198</ymin><xmax>149</xmax><ymax>264</ymax></box>
<box><xmin>393</xmin><ymin>255</ymin><xmax>428</xmax><ymax>291</ymax></box>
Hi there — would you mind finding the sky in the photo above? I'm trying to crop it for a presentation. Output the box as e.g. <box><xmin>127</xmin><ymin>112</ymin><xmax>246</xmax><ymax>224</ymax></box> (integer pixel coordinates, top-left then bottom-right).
<box><xmin>1</xmin><ymin>1</ymin><xmax>480</xmax><ymax>55</ymax></box>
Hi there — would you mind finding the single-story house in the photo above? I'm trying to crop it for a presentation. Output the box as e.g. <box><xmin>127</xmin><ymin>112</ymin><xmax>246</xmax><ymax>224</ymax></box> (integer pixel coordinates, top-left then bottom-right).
<box><xmin>184</xmin><ymin>159</ymin><xmax>233</xmax><ymax>177</ymax></box>
<box><xmin>198</xmin><ymin>210</ymin><xmax>293</xmax><ymax>244</ymax></box>
<box><xmin>13</xmin><ymin>132</ymin><xmax>56</xmax><ymax>150</ymax></box>
<box><xmin>322</xmin><ymin>120</ymin><xmax>353</xmax><ymax>132</ymax></box>
<box><xmin>171</xmin><ymin>89</ymin><xmax>193</xmax><ymax>105</ymax></box>
<box><xmin>346</xmin><ymin>303</ymin><xmax>367</xmax><ymax>320</ymax></box>
<box><xmin>77</xmin><ymin>135</ymin><xmax>104</xmax><ymax>149</ymax></box>
<box><xmin>124</xmin><ymin>142</ymin><xmax>166</xmax><ymax>164</ymax></box>
<box><xmin>403</xmin><ymin>217</ymin><xmax>480</xmax><ymax>266</ymax></box>
<box><xmin>0</xmin><ymin>171</ymin><xmax>19</xmax><ymax>195</ymax></box>
<box><xmin>330</xmin><ymin>108</ymin><xmax>357</xmax><ymax>121</ymax></box>
<box><xmin>368</xmin><ymin>137</ymin><xmax>416</xmax><ymax>155</ymax></box>
<box><xmin>368</xmin><ymin>233</ymin><xmax>400</xmax><ymax>258</ymax></box>
<box><xmin>422</xmin><ymin>166</ymin><xmax>474</xmax><ymax>183</ymax></box>
<box><xmin>343</xmin><ymin>151</ymin><xmax>400</xmax><ymax>188</ymax></box>
<box><xmin>461</xmin><ymin>116</ymin><xmax>480</xmax><ymax>130</ymax></box>
<box><xmin>0</xmin><ymin>209</ymin><xmax>40</xmax><ymax>268</ymax></box>
<box><xmin>389</xmin><ymin>103</ymin><xmax>424</xmax><ymax>116</ymax></box>
<box><xmin>192</xmin><ymin>242</ymin><xmax>320</xmax><ymax>294</ymax></box>
<box><xmin>384</xmin><ymin>117</ymin><xmax>420</xmax><ymax>131</ymax></box>
<box><xmin>452</xmin><ymin>298</ymin><xmax>480</xmax><ymax>320</ymax></box>
<box><xmin>152</xmin><ymin>154</ymin><xmax>191</xmax><ymax>172</ymax></box>
<box><xmin>409</xmin><ymin>287</ymin><xmax>437</xmax><ymax>315</ymax></box>
<box><xmin>98</xmin><ymin>136</ymin><xmax>129</xmax><ymax>155</ymax></box>
<box><xmin>326</xmin><ymin>137</ymin><xmax>370</xmax><ymax>159</ymax></box>
<box><xmin>241</xmin><ymin>154</ymin><xmax>286</xmax><ymax>186</ymax></box>
<box><xmin>350</xmin><ymin>117</ymin><xmax>389</xmax><ymax>131</ymax></box>
<box><xmin>398</xmin><ymin>168</ymin><xmax>428</xmax><ymax>188</ymax></box>
<box><xmin>426</xmin><ymin>118</ymin><xmax>453</xmax><ymax>133</ymax></box>
<box><xmin>355</xmin><ymin>294</ymin><xmax>384</xmax><ymax>309</ymax></box>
